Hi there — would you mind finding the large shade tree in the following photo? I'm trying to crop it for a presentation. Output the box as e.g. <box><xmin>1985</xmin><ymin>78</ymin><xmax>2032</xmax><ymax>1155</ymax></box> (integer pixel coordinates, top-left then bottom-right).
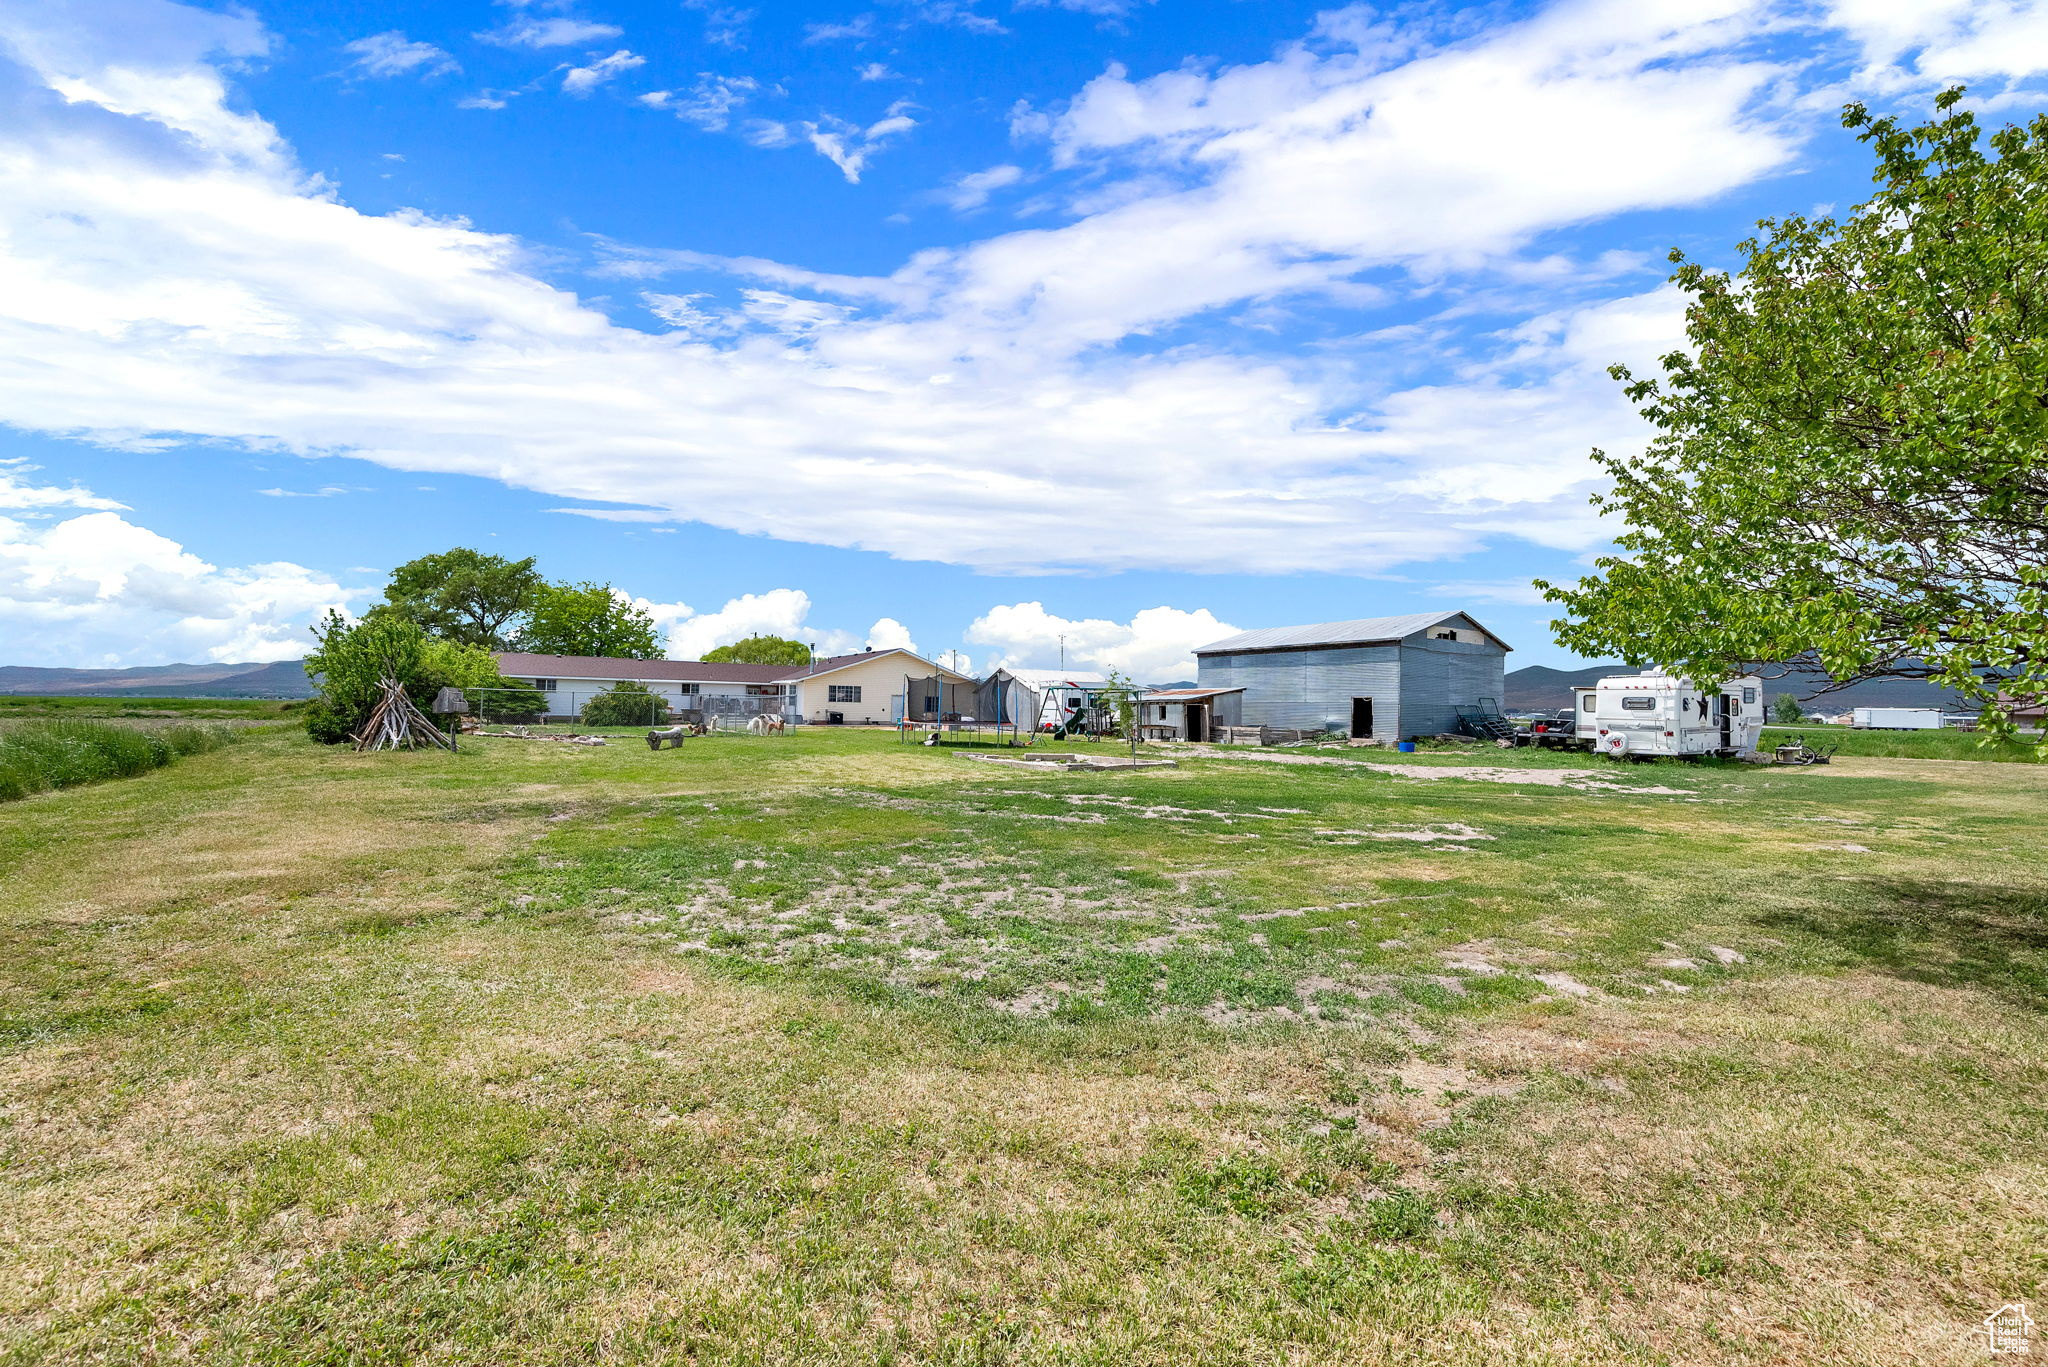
<box><xmin>378</xmin><ymin>548</ymin><xmax>542</xmax><ymax>650</ymax></box>
<box><xmin>519</xmin><ymin>582</ymin><xmax>663</xmax><ymax>659</ymax></box>
<box><xmin>702</xmin><ymin>635</ymin><xmax>812</xmax><ymax>665</ymax></box>
<box><xmin>1541</xmin><ymin>92</ymin><xmax>2047</xmax><ymax>747</ymax></box>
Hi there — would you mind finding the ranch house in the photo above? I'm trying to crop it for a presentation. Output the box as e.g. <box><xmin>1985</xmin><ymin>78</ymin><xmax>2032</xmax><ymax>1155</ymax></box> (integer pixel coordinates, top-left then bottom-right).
<box><xmin>493</xmin><ymin>649</ymin><xmax>974</xmax><ymax>726</ymax></box>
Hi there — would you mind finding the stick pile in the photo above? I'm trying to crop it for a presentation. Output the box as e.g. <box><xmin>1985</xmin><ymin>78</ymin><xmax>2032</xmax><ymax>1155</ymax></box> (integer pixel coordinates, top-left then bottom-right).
<box><xmin>355</xmin><ymin>674</ymin><xmax>457</xmax><ymax>752</ymax></box>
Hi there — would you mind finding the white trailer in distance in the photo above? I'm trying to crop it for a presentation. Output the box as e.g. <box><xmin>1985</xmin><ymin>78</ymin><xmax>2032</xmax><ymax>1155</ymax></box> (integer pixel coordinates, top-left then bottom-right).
<box><xmin>1850</xmin><ymin>707</ymin><xmax>1944</xmax><ymax>730</ymax></box>
<box><xmin>1574</xmin><ymin>669</ymin><xmax>1766</xmax><ymax>760</ymax></box>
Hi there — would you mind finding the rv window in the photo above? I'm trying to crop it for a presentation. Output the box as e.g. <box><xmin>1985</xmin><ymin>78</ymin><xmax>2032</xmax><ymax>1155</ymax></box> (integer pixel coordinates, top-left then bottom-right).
<box><xmin>1727</xmin><ymin>699</ymin><xmax>1741</xmax><ymax>715</ymax></box>
<box><xmin>1621</xmin><ymin>696</ymin><xmax>1655</xmax><ymax>711</ymax></box>
<box><xmin>1580</xmin><ymin>695</ymin><xmax>1595</xmax><ymax>712</ymax></box>
<box><xmin>1742</xmin><ymin>687</ymin><xmax>1757</xmax><ymax>704</ymax></box>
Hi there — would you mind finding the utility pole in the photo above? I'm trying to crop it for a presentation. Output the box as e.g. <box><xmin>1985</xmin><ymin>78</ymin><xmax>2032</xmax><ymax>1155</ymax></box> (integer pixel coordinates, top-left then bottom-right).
<box><xmin>1058</xmin><ymin>634</ymin><xmax>1066</xmax><ymax>671</ymax></box>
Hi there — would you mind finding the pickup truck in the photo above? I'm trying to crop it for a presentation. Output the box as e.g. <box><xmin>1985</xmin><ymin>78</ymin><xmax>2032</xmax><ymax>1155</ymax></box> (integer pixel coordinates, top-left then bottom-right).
<box><xmin>1519</xmin><ymin>709</ymin><xmax>1586</xmax><ymax>748</ymax></box>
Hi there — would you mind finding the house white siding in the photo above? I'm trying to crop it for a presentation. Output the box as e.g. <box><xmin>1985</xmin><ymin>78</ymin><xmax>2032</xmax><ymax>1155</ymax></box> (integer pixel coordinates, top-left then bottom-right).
<box><xmin>791</xmin><ymin>652</ymin><xmax>970</xmax><ymax>724</ymax></box>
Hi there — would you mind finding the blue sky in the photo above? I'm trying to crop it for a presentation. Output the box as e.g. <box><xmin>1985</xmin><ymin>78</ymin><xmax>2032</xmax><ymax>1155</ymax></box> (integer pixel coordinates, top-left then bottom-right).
<box><xmin>1</xmin><ymin>0</ymin><xmax>2043</xmax><ymax>677</ymax></box>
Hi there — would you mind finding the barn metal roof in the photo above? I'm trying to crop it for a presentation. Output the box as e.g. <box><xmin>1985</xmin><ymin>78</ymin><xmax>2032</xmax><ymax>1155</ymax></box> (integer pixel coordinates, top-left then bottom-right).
<box><xmin>1194</xmin><ymin>611</ymin><xmax>1511</xmax><ymax>655</ymax></box>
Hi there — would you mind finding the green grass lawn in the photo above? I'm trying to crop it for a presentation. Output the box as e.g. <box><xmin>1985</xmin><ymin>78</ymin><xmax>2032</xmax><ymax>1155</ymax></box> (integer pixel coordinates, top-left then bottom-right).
<box><xmin>0</xmin><ymin>695</ymin><xmax>300</xmax><ymax>721</ymax></box>
<box><xmin>2</xmin><ymin>726</ymin><xmax>2042</xmax><ymax>1364</ymax></box>
<box><xmin>1759</xmin><ymin>723</ymin><xmax>2045</xmax><ymax>763</ymax></box>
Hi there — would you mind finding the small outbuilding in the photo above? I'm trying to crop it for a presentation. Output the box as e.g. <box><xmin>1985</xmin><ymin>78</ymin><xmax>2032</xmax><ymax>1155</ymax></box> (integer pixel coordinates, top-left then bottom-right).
<box><xmin>1136</xmin><ymin>687</ymin><xmax>1244</xmax><ymax>742</ymax></box>
<box><xmin>1194</xmin><ymin>611</ymin><xmax>1511</xmax><ymax>742</ymax></box>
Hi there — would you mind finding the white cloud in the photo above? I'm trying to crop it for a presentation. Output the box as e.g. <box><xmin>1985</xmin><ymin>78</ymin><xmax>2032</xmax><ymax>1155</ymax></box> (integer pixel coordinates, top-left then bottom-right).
<box><xmin>646</xmin><ymin>73</ymin><xmax>759</xmax><ymax>130</ymax></box>
<box><xmin>480</xmin><ymin>16</ymin><xmax>623</xmax><ymax>49</ymax></box>
<box><xmin>562</xmin><ymin>50</ymin><xmax>644</xmax><ymax>96</ymax></box>
<box><xmin>865</xmin><ymin>617</ymin><xmax>917</xmax><ymax>653</ymax></box>
<box><xmin>0</xmin><ymin>0</ymin><xmax>2038</xmax><ymax>590</ymax></box>
<box><xmin>802</xmin><ymin>101</ymin><xmax>917</xmax><ymax>181</ymax></box>
<box><xmin>1427</xmin><ymin>581</ymin><xmax>1550</xmax><ymax>607</ymax></box>
<box><xmin>857</xmin><ymin>62</ymin><xmax>898</xmax><ymax>81</ymax></box>
<box><xmin>966</xmin><ymin>602</ymin><xmax>1239</xmax><ymax>680</ymax></box>
<box><xmin>1017</xmin><ymin>0</ymin><xmax>1156</xmax><ymax>13</ymax></box>
<box><xmin>655</xmin><ymin>588</ymin><xmax>825</xmax><ymax>659</ymax></box>
<box><xmin>939</xmin><ymin>163</ymin><xmax>1023</xmax><ymax>211</ymax></box>
<box><xmin>0</xmin><ymin>467</ymin><xmax>355</xmax><ymax>666</ymax></box>
<box><xmin>681</xmin><ymin>1</ymin><xmax>752</xmax><ymax>49</ymax></box>
<box><xmin>1825</xmin><ymin>0</ymin><xmax>2048</xmax><ymax>84</ymax></box>
<box><xmin>342</xmin><ymin>31</ymin><xmax>458</xmax><ymax>80</ymax></box>
<box><xmin>0</xmin><ymin>461</ymin><xmax>127</xmax><ymax>512</ymax></box>
<box><xmin>804</xmin><ymin>15</ymin><xmax>877</xmax><ymax>43</ymax></box>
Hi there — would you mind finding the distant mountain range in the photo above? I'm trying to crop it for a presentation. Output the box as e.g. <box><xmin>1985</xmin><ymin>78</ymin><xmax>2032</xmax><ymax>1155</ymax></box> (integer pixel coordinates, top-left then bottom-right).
<box><xmin>1503</xmin><ymin>662</ymin><xmax>1975</xmax><ymax>713</ymax></box>
<box><xmin>0</xmin><ymin>659</ymin><xmax>314</xmax><ymax>698</ymax></box>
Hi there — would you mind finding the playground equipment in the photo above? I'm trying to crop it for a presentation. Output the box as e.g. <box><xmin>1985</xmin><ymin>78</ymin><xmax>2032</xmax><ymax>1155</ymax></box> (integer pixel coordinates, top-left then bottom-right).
<box><xmin>899</xmin><ymin>668</ymin><xmax>1041</xmax><ymax>746</ymax></box>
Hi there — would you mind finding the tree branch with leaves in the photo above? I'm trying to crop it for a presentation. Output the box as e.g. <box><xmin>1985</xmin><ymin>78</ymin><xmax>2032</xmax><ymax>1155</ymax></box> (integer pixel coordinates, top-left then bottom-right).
<box><xmin>1540</xmin><ymin>90</ymin><xmax>2048</xmax><ymax>749</ymax></box>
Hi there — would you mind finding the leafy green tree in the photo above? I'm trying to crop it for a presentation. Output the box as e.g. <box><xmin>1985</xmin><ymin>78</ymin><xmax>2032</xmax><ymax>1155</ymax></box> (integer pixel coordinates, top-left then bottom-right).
<box><xmin>1540</xmin><ymin>91</ymin><xmax>2048</xmax><ymax>750</ymax></box>
<box><xmin>1098</xmin><ymin>668</ymin><xmax>1139</xmax><ymax>737</ymax></box>
<box><xmin>1773</xmin><ymin>693</ymin><xmax>1806</xmax><ymax>726</ymax></box>
<box><xmin>518</xmin><ymin>582</ymin><xmax>663</xmax><ymax>659</ymax></box>
<box><xmin>302</xmin><ymin>610</ymin><xmax>429</xmax><ymax>744</ymax></box>
<box><xmin>378</xmin><ymin>549</ymin><xmax>542</xmax><ymax>649</ymax></box>
<box><xmin>701</xmin><ymin>635</ymin><xmax>812</xmax><ymax>666</ymax></box>
<box><xmin>417</xmin><ymin>639</ymin><xmax>545</xmax><ymax>721</ymax></box>
<box><xmin>581</xmin><ymin>680</ymin><xmax>666</xmax><ymax>727</ymax></box>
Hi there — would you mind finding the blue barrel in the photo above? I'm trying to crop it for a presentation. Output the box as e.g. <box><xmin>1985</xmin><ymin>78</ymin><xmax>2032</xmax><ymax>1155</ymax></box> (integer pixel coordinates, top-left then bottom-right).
<box><xmin>1397</xmin><ymin>741</ymin><xmax>1417</xmax><ymax>753</ymax></box>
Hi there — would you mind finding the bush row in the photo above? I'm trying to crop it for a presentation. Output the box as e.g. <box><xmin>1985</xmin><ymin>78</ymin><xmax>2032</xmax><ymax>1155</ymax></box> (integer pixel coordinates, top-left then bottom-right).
<box><xmin>0</xmin><ymin>721</ymin><xmax>237</xmax><ymax>803</ymax></box>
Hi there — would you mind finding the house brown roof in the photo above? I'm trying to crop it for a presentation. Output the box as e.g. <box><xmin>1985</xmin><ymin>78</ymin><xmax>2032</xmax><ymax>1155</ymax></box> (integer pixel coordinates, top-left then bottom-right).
<box><xmin>494</xmin><ymin>653</ymin><xmax>794</xmax><ymax>685</ymax></box>
<box><xmin>494</xmin><ymin>647</ymin><xmax>965</xmax><ymax>685</ymax></box>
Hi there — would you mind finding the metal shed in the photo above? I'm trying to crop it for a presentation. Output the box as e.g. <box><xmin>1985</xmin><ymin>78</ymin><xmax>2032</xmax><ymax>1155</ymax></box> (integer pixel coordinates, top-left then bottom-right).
<box><xmin>1193</xmin><ymin>611</ymin><xmax>1511</xmax><ymax>742</ymax></box>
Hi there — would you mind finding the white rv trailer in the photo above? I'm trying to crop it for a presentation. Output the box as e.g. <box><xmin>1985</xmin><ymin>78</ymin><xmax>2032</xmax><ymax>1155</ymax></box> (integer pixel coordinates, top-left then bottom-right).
<box><xmin>1850</xmin><ymin>707</ymin><xmax>1943</xmax><ymax>730</ymax></box>
<box><xmin>1574</xmin><ymin>669</ymin><xmax>1765</xmax><ymax>759</ymax></box>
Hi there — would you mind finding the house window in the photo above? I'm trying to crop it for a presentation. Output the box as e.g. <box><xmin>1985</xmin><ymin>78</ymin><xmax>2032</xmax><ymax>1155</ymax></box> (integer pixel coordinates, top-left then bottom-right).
<box><xmin>828</xmin><ymin>685</ymin><xmax>862</xmax><ymax>703</ymax></box>
<box><xmin>675</xmin><ymin>683</ymin><xmax>700</xmax><ymax>696</ymax></box>
<box><xmin>531</xmin><ymin>678</ymin><xmax>557</xmax><ymax>692</ymax></box>
<box><xmin>1155</xmin><ymin>705</ymin><xmax>1168</xmax><ymax>720</ymax></box>
<box><xmin>745</xmin><ymin>684</ymin><xmax>784</xmax><ymax>697</ymax></box>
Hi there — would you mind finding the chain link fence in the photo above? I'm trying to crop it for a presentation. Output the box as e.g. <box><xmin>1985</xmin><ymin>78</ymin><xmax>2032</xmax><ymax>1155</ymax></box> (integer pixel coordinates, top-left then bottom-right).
<box><xmin>457</xmin><ymin>687</ymin><xmax>799</xmax><ymax>734</ymax></box>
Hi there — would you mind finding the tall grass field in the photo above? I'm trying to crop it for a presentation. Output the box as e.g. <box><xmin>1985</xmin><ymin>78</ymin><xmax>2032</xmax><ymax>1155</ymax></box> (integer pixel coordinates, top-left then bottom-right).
<box><xmin>0</xmin><ymin>720</ymin><xmax>237</xmax><ymax>802</ymax></box>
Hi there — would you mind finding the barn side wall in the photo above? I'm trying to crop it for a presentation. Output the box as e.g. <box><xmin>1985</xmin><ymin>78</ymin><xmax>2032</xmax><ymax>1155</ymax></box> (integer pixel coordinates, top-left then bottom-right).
<box><xmin>1197</xmin><ymin>645</ymin><xmax>1402</xmax><ymax>738</ymax></box>
<box><xmin>1394</xmin><ymin>636</ymin><xmax>1507</xmax><ymax>737</ymax></box>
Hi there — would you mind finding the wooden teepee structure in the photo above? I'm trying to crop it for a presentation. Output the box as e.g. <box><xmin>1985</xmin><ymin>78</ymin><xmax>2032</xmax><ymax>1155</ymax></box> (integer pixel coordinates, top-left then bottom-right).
<box><xmin>355</xmin><ymin>673</ymin><xmax>457</xmax><ymax>752</ymax></box>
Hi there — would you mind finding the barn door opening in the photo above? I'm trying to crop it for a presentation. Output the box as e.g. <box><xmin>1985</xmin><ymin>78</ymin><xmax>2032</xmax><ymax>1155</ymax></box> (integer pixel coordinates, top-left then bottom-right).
<box><xmin>1350</xmin><ymin>697</ymin><xmax>1374</xmax><ymax>739</ymax></box>
<box><xmin>1187</xmin><ymin>704</ymin><xmax>1208</xmax><ymax>743</ymax></box>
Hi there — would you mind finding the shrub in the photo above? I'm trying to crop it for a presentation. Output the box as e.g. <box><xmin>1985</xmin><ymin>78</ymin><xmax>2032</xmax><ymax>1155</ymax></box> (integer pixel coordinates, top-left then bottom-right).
<box><xmin>304</xmin><ymin>611</ymin><xmax>430</xmax><ymax>744</ymax></box>
<box><xmin>0</xmin><ymin>721</ymin><xmax>236</xmax><ymax>803</ymax></box>
<box><xmin>581</xmin><ymin>680</ymin><xmax>665</xmax><ymax>728</ymax></box>
<box><xmin>301</xmin><ymin>699</ymin><xmax>360</xmax><ymax>746</ymax></box>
